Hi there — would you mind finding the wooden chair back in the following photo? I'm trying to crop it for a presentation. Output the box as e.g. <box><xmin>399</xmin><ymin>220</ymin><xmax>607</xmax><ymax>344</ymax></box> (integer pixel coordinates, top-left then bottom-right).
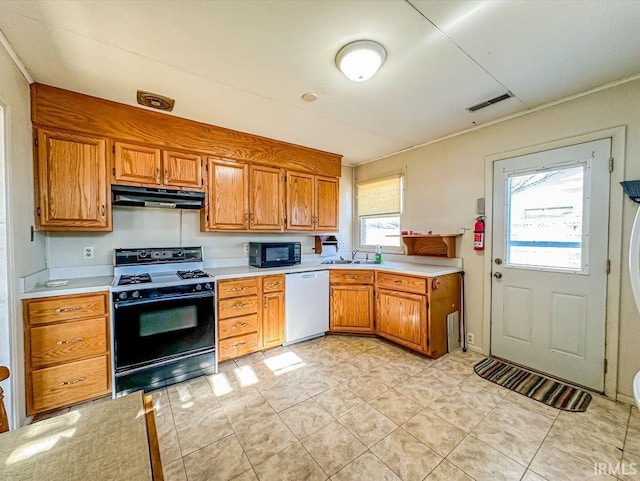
<box><xmin>0</xmin><ymin>366</ymin><xmax>9</xmax><ymax>433</ymax></box>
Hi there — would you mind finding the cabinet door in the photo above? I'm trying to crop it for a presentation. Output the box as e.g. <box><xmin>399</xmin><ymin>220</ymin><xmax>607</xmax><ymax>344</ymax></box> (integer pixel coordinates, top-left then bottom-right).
<box><xmin>113</xmin><ymin>142</ymin><xmax>161</xmax><ymax>185</ymax></box>
<box><xmin>426</xmin><ymin>274</ymin><xmax>461</xmax><ymax>358</ymax></box>
<box><xmin>249</xmin><ymin>165</ymin><xmax>283</xmax><ymax>230</ymax></box>
<box><xmin>261</xmin><ymin>291</ymin><xmax>284</xmax><ymax>349</ymax></box>
<box><xmin>376</xmin><ymin>288</ymin><xmax>426</xmax><ymax>352</ymax></box>
<box><xmin>285</xmin><ymin>171</ymin><xmax>314</xmax><ymax>231</ymax></box>
<box><xmin>163</xmin><ymin>150</ymin><xmax>203</xmax><ymax>189</ymax></box>
<box><xmin>315</xmin><ymin>175</ymin><xmax>339</xmax><ymax>231</ymax></box>
<box><xmin>36</xmin><ymin>129</ymin><xmax>111</xmax><ymax>231</ymax></box>
<box><xmin>205</xmin><ymin>158</ymin><xmax>249</xmax><ymax>230</ymax></box>
<box><xmin>330</xmin><ymin>285</ymin><xmax>374</xmax><ymax>333</ymax></box>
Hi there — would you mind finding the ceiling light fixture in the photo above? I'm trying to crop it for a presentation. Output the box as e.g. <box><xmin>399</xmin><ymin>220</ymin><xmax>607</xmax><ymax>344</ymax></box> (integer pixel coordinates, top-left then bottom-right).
<box><xmin>335</xmin><ymin>40</ymin><xmax>386</xmax><ymax>82</ymax></box>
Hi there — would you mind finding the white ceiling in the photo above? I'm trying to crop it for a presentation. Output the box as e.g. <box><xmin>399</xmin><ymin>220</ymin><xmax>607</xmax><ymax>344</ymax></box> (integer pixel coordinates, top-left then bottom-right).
<box><xmin>1</xmin><ymin>0</ymin><xmax>639</xmax><ymax>165</ymax></box>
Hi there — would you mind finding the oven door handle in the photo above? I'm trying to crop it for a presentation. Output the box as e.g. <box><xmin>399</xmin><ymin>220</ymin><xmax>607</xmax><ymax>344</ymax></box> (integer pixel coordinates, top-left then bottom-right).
<box><xmin>114</xmin><ymin>291</ymin><xmax>213</xmax><ymax>309</ymax></box>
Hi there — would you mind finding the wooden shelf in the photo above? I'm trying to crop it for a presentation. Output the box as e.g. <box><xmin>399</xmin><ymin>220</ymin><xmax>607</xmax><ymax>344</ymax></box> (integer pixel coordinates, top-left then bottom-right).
<box><xmin>398</xmin><ymin>234</ymin><xmax>463</xmax><ymax>258</ymax></box>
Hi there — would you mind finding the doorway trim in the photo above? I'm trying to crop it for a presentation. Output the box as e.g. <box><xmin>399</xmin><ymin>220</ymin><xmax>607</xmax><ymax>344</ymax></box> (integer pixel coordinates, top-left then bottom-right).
<box><xmin>483</xmin><ymin>126</ymin><xmax>626</xmax><ymax>399</ymax></box>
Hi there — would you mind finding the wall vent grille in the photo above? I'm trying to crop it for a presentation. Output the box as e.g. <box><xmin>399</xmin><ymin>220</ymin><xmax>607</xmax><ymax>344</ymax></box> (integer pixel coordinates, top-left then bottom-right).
<box><xmin>136</xmin><ymin>90</ymin><xmax>175</xmax><ymax>111</ymax></box>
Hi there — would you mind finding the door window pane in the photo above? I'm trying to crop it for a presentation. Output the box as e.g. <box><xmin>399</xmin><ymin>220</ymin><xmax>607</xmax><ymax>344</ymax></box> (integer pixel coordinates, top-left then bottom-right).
<box><xmin>506</xmin><ymin>164</ymin><xmax>585</xmax><ymax>270</ymax></box>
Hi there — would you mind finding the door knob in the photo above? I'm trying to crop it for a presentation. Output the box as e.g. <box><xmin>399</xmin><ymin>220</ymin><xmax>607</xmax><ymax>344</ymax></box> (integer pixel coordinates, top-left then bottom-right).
<box><xmin>493</xmin><ymin>272</ymin><xmax>503</xmax><ymax>279</ymax></box>
<box><xmin>494</xmin><ymin>258</ymin><xmax>503</xmax><ymax>265</ymax></box>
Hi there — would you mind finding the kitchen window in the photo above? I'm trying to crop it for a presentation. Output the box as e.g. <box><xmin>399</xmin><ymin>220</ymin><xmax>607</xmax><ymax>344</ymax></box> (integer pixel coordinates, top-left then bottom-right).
<box><xmin>357</xmin><ymin>175</ymin><xmax>403</xmax><ymax>252</ymax></box>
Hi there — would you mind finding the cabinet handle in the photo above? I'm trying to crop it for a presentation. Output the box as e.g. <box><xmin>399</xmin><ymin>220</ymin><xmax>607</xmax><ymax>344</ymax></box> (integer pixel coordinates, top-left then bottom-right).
<box><xmin>267</xmin><ymin>282</ymin><xmax>279</xmax><ymax>287</ymax></box>
<box><xmin>55</xmin><ymin>306</ymin><xmax>83</xmax><ymax>314</ymax></box>
<box><xmin>231</xmin><ymin>342</ymin><xmax>247</xmax><ymax>349</ymax></box>
<box><xmin>393</xmin><ymin>279</ymin><xmax>403</xmax><ymax>284</ymax></box>
<box><xmin>345</xmin><ymin>275</ymin><xmax>357</xmax><ymax>280</ymax></box>
<box><xmin>100</xmin><ymin>203</ymin><xmax>106</xmax><ymax>218</ymax></box>
<box><xmin>230</xmin><ymin>286</ymin><xmax>247</xmax><ymax>291</ymax></box>
<box><xmin>232</xmin><ymin>303</ymin><xmax>249</xmax><ymax>309</ymax></box>
<box><xmin>249</xmin><ymin>212</ymin><xmax>254</xmax><ymax>225</ymax></box>
<box><xmin>156</xmin><ymin>168</ymin><xmax>160</xmax><ymax>183</ymax></box>
<box><xmin>59</xmin><ymin>377</ymin><xmax>86</xmax><ymax>386</ymax></box>
<box><xmin>164</xmin><ymin>169</ymin><xmax>168</xmax><ymax>184</ymax></box>
<box><xmin>244</xmin><ymin>212</ymin><xmax>249</xmax><ymax>222</ymax></box>
<box><xmin>56</xmin><ymin>336</ymin><xmax>84</xmax><ymax>345</ymax></box>
<box><xmin>264</xmin><ymin>296</ymin><xmax>268</xmax><ymax>308</ymax></box>
<box><xmin>231</xmin><ymin>322</ymin><xmax>248</xmax><ymax>329</ymax></box>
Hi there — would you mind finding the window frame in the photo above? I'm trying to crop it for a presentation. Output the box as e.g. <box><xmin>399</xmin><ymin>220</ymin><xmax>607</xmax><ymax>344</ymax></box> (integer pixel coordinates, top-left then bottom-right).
<box><xmin>356</xmin><ymin>174</ymin><xmax>404</xmax><ymax>254</ymax></box>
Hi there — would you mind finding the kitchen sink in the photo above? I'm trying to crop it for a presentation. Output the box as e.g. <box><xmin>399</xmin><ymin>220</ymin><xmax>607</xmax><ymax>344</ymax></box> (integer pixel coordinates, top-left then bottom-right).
<box><xmin>321</xmin><ymin>259</ymin><xmax>381</xmax><ymax>265</ymax></box>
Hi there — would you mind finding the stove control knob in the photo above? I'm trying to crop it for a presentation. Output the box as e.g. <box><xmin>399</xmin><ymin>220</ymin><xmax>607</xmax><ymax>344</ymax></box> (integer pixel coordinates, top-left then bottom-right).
<box><xmin>132</xmin><ymin>291</ymin><xmax>141</xmax><ymax>299</ymax></box>
<box><xmin>118</xmin><ymin>292</ymin><xmax>128</xmax><ymax>301</ymax></box>
<box><xmin>204</xmin><ymin>283</ymin><xmax>212</xmax><ymax>290</ymax></box>
<box><xmin>195</xmin><ymin>284</ymin><xmax>202</xmax><ymax>291</ymax></box>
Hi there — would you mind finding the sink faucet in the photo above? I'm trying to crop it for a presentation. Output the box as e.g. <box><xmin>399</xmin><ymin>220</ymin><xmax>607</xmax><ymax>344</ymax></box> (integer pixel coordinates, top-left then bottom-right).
<box><xmin>351</xmin><ymin>248</ymin><xmax>359</xmax><ymax>260</ymax></box>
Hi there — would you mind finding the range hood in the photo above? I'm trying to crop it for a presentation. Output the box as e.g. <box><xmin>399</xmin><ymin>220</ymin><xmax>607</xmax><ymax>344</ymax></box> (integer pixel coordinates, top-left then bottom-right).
<box><xmin>112</xmin><ymin>184</ymin><xmax>205</xmax><ymax>209</ymax></box>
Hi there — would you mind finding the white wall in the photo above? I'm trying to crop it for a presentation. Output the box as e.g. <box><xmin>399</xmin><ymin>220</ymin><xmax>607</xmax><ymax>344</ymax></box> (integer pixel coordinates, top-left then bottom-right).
<box><xmin>0</xmin><ymin>43</ymin><xmax>47</xmax><ymax>427</ymax></box>
<box><xmin>355</xmin><ymin>78</ymin><xmax>640</xmax><ymax>399</ymax></box>
<box><xmin>46</xmin><ymin>165</ymin><xmax>354</xmax><ymax>266</ymax></box>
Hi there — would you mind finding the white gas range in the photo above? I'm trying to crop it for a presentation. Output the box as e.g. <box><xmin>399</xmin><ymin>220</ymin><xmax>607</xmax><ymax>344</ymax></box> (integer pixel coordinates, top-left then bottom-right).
<box><xmin>111</xmin><ymin>246</ymin><xmax>216</xmax><ymax>395</ymax></box>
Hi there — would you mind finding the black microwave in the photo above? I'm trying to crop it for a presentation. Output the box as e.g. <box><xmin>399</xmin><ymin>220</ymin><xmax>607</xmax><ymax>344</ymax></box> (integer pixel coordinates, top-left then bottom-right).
<box><xmin>249</xmin><ymin>242</ymin><xmax>301</xmax><ymax>268</ymax></box>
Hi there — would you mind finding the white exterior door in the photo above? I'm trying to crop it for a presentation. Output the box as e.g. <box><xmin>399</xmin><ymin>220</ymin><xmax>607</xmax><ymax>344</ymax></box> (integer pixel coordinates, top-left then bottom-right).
<box><xmin>491</xmin><ymin>139</ymin><xmax>611</xmax><ymax>391</ymax></box>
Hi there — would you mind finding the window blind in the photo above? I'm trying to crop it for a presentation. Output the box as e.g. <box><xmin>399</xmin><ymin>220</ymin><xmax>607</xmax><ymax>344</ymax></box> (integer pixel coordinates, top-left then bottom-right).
<box><xmin>357</xmin><ymin>176</ymin><xmax>402</xmax><ymax>216</ymax></box>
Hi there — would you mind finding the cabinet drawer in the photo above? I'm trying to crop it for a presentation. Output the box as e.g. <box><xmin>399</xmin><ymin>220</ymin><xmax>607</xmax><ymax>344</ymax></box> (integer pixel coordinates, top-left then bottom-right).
<box><xmin>31</xmin><ymin>356</ymin><xmax>109</xmax><ymax>413</ymax></box>
<box><xmin>330</xmin><ymin>270</ymin><xmax>374</xmax><ymax>284</ymax></box>
<box><xmin>218</xmin><ymin>332</ymin><xmax>259</xmax><ymax>362</ymax></box>
<box><xmin>262</xmin><ymin>274</ymin><xmax>285</xmax><ymax>293</ymax></box>
<box><xmin>219</xmin><ymin>314</ymin><xmax>259</xmax><ymax>340</ymax></box>
<box><xmin>30</xmin><ymin>317</ymin><xmax>108</xmax><ymax>368</ymax></box>
<box><xmin>217</xmin><ymin>278</ymin><xmax>259</xmax><ymax>299</ymax></box>
<box><xmin>376</xmin><ymin>272</ymin><xmax>427</xmax><ymax>294</ymax></box>
<box><xmin>26</xmin><ymin>293</ymin><xmax>108</xmax><ymax>325</ymax></box>
<box><xmin>218</xmin><ymin>295</ymin><xmax>259</xmax><ymax>319</ymax></box>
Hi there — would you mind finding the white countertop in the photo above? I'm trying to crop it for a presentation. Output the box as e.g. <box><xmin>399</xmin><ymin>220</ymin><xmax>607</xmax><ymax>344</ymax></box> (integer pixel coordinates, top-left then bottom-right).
<box><xmin>206</xmin><ymin>260</ymin><xmax>462</xmax><ymax>279</ymax></box>
<box><xmin>21</xmin><ymin>261</ymin><xmax>462</xmax><ymax>299</ymax></box>
<box><xmin>21</xmin><ymin>276</ymin><xmax>113</xmax><ymax>299</ymax></box>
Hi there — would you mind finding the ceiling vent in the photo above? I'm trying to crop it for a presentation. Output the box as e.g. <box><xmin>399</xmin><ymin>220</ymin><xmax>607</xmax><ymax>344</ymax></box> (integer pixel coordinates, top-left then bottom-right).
<box><xmin>136</xmin><ymin>90</ymin><xmax>175</xmax><ymax>111</ymax></box>
<box><xmin>466</xmin><ymin>92</ymin><xmax>514</xmax><ymax>112</ymax></box>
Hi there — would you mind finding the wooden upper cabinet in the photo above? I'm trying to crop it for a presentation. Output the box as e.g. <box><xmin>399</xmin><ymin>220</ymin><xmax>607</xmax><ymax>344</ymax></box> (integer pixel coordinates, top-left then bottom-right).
<box><xmin>113</xmin><ymin>142</ymin><xmax>161</xmax><ymax>185</ymax></box>
<box><xmin>113</xmin><ymin>142</ymin><xmax>203</xmax><ymax>190</ymax></box>
<box><xmin>163</xmin><ymin>150</ymin><xmax>203</xmax><ymax>189</ymax></box>
<box><xmin>315</xmin><ymin>176</ymin><xmax>339</xmax><ymax>231</ymax></box>
<box><xmin>285</xmin><ymin>171</ymin><xmax>315</xmax><ymax>231</ymax></box>
<box><xmin>285</xmin><ymin>171</ymin><xmax>338</xmax><ymax>232</ymax></box>
<box><xmin>205</xmin><ymin>158</ymin><xmax>249</xmax><ymax>230</ymax></box>
<box><xmin>36</xmin><ymin>129</ymin><xmax>111</xmax><ymax>231</ymax></box>
<box><xmin>249</xmin><ymin>165</ymin><xmax>283</xmax><ymax>231</ymax></box>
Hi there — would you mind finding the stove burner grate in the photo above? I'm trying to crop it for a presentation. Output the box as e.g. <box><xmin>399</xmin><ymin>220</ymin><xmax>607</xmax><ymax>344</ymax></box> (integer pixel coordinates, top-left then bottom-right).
<box><xmin>177</xmin><ymin>269</ymin><xmax>210</xmax><ymax>280</ymax></box>
<box><xmin>118</xmin><ymin>273</ymin><xmax>152</xmax><ymax>286</ymax></box>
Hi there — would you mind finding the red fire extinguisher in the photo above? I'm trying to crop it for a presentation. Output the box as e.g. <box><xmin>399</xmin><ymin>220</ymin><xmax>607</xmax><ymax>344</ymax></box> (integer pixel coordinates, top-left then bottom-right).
<box><xmin>474</xmin><ymin>217</ymin><xmax>485</xmax><ymax>251</ymax></box>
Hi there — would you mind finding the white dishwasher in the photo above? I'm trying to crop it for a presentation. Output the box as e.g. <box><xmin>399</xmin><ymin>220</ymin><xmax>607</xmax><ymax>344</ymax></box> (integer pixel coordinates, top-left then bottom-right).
<box><xmin>284</xmin><ymin>270</ymin><xmax>329</xmax><ymax>345</ymax></box>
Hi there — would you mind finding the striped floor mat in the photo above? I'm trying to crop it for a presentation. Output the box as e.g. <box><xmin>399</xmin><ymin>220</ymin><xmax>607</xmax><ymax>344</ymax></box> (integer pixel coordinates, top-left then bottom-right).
<box><xmin>474</xmin><ymin>357</ymin><xmax>592</xmax><ymax>412</ymax></box>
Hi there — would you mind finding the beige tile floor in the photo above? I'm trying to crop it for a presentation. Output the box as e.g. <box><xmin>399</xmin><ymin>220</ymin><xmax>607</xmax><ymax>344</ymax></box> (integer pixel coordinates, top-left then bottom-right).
<box><xmin>36</xmin><ymin>335</ymin><xmax>640</xmax><ymax>481</ymax></box>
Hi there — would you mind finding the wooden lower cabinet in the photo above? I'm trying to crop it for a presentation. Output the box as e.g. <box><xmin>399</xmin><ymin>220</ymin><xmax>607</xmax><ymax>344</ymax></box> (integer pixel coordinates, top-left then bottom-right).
<box><xmin>330</xmin><ymin>285</ymin><xmax>374</xmax><ymax>333</ymax></box>
<box><xmin>23</xmin><ymin>292</ymin><xmax>112</xmax><ymax>415</ymax></box>
<box><xmin>217</xmin><ymin>274</ymin><xmax>286</xmax><ymax>361</ymax></box>
<box><xmin>217</xmin><ymin>277</ymin><xmax>261</xmax><ymax>362</ymax></box>
<box><xmin>376</xmin><ymin>288</ymin><xmax>427</xmax><ymax>352</ymax></box>
<box><xmin>262</xmin><ymin>291</ymin><xmax>284</xmax><ymax>349</ymax></box>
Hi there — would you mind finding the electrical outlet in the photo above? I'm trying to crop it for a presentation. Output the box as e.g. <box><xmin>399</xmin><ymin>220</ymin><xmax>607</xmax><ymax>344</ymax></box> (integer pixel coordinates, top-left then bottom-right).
<box><xmin>467</xmin><ymin>333</ymin><xmax>475</xmax><ymax>345</ymax></box>
<box><xmin>83</xmin><ymin>246</ymin><xmax>94</xmax><ymax>259</ymax></box>
<box><xmin>243</xmin><ymin>243</ymin><xmax>250</xmax><ymax>255</ymax></box>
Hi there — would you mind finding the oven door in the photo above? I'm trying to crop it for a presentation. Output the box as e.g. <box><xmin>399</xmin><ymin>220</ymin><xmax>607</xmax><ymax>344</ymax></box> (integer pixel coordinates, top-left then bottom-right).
<box><xmin>113</xmin><ymin>291</ymin><xmax>214</xmax><ymax>372</ymax></box>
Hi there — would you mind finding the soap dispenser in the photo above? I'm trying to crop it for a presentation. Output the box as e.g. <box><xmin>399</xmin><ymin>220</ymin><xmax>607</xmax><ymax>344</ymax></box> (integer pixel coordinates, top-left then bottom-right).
<box><xmin>375</xmin><ymin>245</ymin><xmax>382</xmax><ymax>263</ymax></box>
